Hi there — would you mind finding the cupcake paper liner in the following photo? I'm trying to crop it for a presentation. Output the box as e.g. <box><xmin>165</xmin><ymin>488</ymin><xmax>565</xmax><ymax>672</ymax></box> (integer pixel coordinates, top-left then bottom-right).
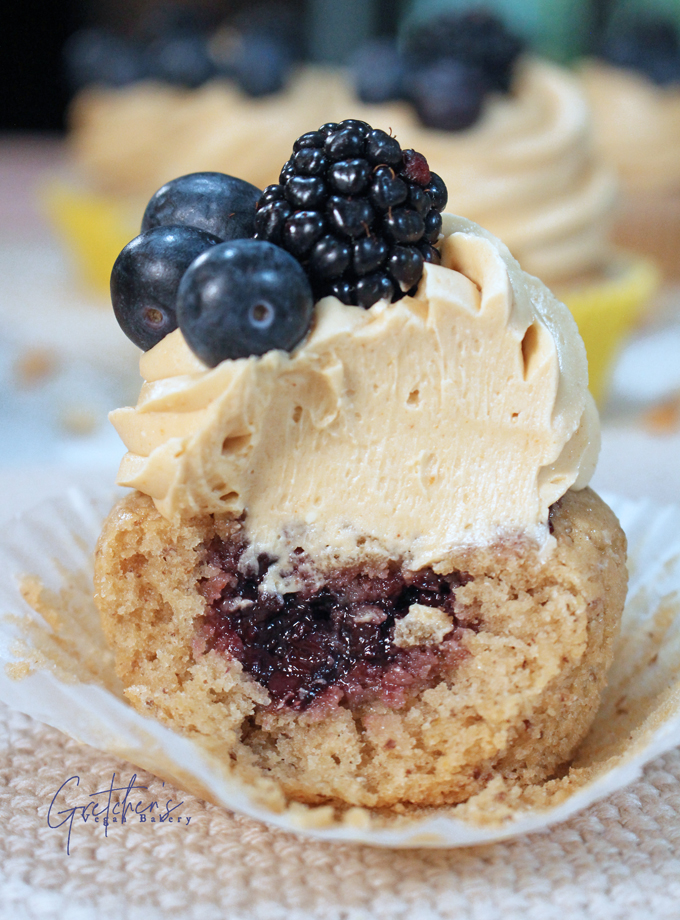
<box><xmin>1</xmin><ymin>485</ymin><xmax>680</xmax><ymax>848</ymax></box>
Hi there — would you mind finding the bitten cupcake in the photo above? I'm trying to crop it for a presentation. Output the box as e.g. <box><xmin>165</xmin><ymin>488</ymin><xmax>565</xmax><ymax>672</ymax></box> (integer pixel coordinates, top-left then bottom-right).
<box><xmin>93</xmin><ymin>123</ymin><xmax>627</xmax><ymax>811</ymax></box>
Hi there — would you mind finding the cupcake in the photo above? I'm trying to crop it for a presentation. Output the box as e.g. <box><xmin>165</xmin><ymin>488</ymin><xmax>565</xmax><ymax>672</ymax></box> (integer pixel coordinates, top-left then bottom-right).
<box><xmin>60</xmin><ymin>10</ymin><xmax>658</xmax><ymax>402</ymax></box>
<box><xmin>346</xmin><ymin>11</ymin><xmax>660</xmax><ymax>402</ymax></box>
<box><xmin>580</xmin><ymin>13</ymin><xmax>680</xmax><ymax>279</ymax></box>
<box><xmin>93</xmin><ymin>123</ymin><xmax>627</xmax><ymax>810</ymax></box>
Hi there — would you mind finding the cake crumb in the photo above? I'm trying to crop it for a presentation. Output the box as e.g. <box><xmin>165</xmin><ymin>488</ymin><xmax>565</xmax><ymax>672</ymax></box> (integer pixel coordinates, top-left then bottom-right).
<box><xmin>643</xmin><ymin>395</ymin><xmax>680</xmax><ymax>434</ymax></box>
<box><xmin>14</xmin><ymin>348</ymin><xmax>59</xmax><ymax>387</ymax></box>
<box><xmin>60</xmin><ymin>406</ymin><xmax>98</xmax><ymax>436</ymax></box>
<box><xmin>393</xmin><ymin>604</ymin><xmax>454</xmax><ymax>648</ymax></box>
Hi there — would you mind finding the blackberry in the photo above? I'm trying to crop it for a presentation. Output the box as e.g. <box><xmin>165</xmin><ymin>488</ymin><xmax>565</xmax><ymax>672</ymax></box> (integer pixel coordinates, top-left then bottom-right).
<box><xmin>254</xmin><ymin>120</ymin><xmax>448</xmax><ymax>308</ymax></box>
<box><xmin>404</xmin><ymin>11</ymin><xmax>524</xmax><ymax>95</ymax></box>
<box><xmin>600</xmin><ymin>15</ymin><xmax>680</xmax><ymax>87</ymax></box>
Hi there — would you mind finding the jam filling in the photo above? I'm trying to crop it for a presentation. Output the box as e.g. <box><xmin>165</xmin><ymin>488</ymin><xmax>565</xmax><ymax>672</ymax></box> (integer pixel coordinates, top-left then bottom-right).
<box><xmin>198</xmin><ymin>536</ymin><xmax>475</xmax><ymax>711</ymax></box>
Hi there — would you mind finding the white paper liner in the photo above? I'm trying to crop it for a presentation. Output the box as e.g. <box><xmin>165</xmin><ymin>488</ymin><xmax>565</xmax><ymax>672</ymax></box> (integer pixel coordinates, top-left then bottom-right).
<box><xmin>1</xmin><ymin>485</ymin><xmax>680</xmax><ymax>848</ymax></box>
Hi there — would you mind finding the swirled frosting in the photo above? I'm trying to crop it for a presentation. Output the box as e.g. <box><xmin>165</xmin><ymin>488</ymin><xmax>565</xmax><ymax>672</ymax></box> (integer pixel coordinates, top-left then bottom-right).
<box><xmin>581</xmin><ymin>61</ymin><xmax>680</xmax><ymax>194</ymax></box>
<box><xmin>69</xmin><ymin>67</ymin><xmax>349</xmax><ymax>199</ymax></box>
<box><xmin>110</xmin><ymin>216</ymin><xmax>599</xmax><ymax>571</ymax></box>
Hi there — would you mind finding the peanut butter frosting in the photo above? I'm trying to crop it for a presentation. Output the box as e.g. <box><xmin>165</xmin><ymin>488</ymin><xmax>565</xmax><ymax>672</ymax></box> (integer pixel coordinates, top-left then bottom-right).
<box><xmin>110</xmin><ymin>215</ymin><xmax>599</xmax><ymax>571</ymax></box>
<box><xmin>69</xmin><ymin>59</ymin><xmax>617</xmax><ymax>287</ymax></box>
<box><xmin>581</xmin><ymin>61</ymin><xmax>680</xmax><ymax>194</ymax></box>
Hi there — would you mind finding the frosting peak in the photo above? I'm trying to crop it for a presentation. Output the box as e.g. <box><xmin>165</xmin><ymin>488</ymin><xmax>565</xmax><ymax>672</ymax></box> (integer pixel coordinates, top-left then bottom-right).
<box><xmin>111</xmin><ymin>215</ymin><xmax>599</xmax><ymax>570</ymax></box>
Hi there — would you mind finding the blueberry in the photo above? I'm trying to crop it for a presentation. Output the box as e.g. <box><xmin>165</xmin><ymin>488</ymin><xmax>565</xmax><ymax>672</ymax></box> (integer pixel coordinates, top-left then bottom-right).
<box><xmin>231</xmin><ymin>34</ymin><xmax>292</xmax><ymax>97</ymax></box>
<box><xmin>62</xmin><ymin>28</ymin><xmax>148</xmax><ymax>90</ymax></box>
<box><xmin>409</xmin><ymin>59</ymin><xmax>487</xmax><ymax>132</ymax></box>
<box><xmin>142</xmin><ymin>172</ymin><xmax>262</xmax><ymax>242</ymax></box>
<box><xmin>111</xmin><ymin>226</ymin><xmax>221</xmax><ymax>351</ymax></box>
<box><xmin>254</xmin><ymin>199</ymin><xmax>292</xmax><ymax>245</ymax></box>
<box><xmin>309</xmin><ymin>235</ymin><xmax>351</xmax><ymax>279</ymax></box>
<box><xmin>328</xmin><ymin>158</ymin><xmax>372</xmax><ymax>195</ymax></box>
<box><xmin>355</xmin><ymin>272</ymin><xmax>394</xmax><ymax>308</ymax></box>
<box><xmin>384</xmin><ymin>208</ymin><xmax>425</xmax><ymax>244</ymax></box>
<box><xmin>353</xmin><ymin>39</ymin><xmax>405</xmax><ymax>104</ymax></box>
<box><xmin>327</xmin><ymin>196</ymin><xmax>375</xmax><ymax>238</ymax></box>
<box><xmin>284</xmin><ymin>175</ymin><xmax>328</xmax><ymax>209</ymax></box>
<box><xmin>387</xmin><ymin>245</ymin><xmax>424</xmax><ymax>291</ymax></box>
<box><xmin>177</xmin><ymin>240</ymin><xmax>314</xmax><ymax>365</ymax></box>
<box><xmin>146</xmin><ymin>34</ymin><xmax>215</xmax><ymax>87</ymax></box>
<box><xmin>283</xmin><ymin>211</ymin><xmax>326</xmax><ymax>257</ymax></box>
<box><xmin>353</xmin><ymin>236</ymin><xmax>389</xmax><ymax>276</ymax></box>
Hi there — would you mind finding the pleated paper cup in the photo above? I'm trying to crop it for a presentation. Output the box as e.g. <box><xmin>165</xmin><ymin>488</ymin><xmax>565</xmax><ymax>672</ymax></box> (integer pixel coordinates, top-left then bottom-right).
<box><xmin>1</xmin><ymin>486</ymin><xmax>680</xmax><ymax>848</ymax></box>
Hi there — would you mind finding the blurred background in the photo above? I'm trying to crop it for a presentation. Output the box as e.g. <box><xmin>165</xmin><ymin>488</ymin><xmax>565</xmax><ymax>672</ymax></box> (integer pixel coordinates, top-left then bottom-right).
<box><xmin>1</xmin><ymin>0</ymin><xmax>679</xmax><ymax>516</ymax></box>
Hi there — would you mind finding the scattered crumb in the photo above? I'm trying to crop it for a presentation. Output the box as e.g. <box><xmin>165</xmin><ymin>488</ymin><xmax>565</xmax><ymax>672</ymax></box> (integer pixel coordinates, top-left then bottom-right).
<box><xmin>13</xmin><ymin>348</ymin><xmax>59</xmax><ymax>387</ymax></box>
<box><xmin>643</xmin><ymin>394</ymin><xmax>680</xmax><ymax>434</ymax></box>
<box><xmin>60</xmin><ymin>406</ymin><xmax>98</xmax><ymax>436</ymax></box>
<box><xmin>393</xmin><ymin>604</ymin><xmax>454</xmax><ymax>648</ymax></box>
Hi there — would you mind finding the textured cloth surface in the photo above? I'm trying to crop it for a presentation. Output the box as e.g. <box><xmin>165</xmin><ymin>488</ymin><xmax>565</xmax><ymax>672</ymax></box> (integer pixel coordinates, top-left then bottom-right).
<box><xmin>2</xmin><ymin>700</ymin><xmax>680</xmax><ymax>920</ymax></box>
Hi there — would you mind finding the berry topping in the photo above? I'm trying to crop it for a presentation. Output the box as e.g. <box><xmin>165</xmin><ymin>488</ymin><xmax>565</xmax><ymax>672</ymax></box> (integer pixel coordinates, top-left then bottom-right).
<box><xmin>351</xmin><ymin>14</ymin><xmax>524</xmax><ymax>133</ymax></box>
<box><xmin>141</xmin><ymin>172</ymin><xmax>262</xmax><ymax>242</ymax></box>
<box><xmin>253</xmin><ymin>199</ymin><xmax>292</xmax><ymax>244</ymax></box>
<box><xmin>176</xmin><ymin>239</ymin><xmax>314</xmax><ymax>366</ymax></box>
<box><xmin>146</xmin><ymin>33</ymin><xmax>216</xmax><ymax>88</ymax></box>
<box><xmin>409</xmin><ymin>59</ymin><xmax>487</xmax><ymax>132</ymax></box>
<box><xmin>404</xmin><ymin>10</ymin><xmax>524</xmax><ymax>94</ymax></box>
<box><xmin>401</xmin><ymin>149</ymin><xmax>431</xmax><ymax>187</ymax></box>
<box><xmin>425</xmin><ymin>172</ymin><xmax>448</xmax><ymax>212</ymax></box>
<box><xmin>284</xmin><ymin>175</ymin><xmax>328</xmax><ymax>209</ymax></box>
<box><xmin>309</xmin><ymin>235</ymin><xmax>351</xmax><ymax>279</ymax></box>
<box><xmin>328</xmin><ymin>158</ymin><xmax>372</xmax><ymax>195</ymax></box>
<box><xmin>600</xmin><ymin>14</ymin><xmax>680</xmax><ymax>86</ymax></box>
<box><xmin>327</xmin><ymin>196</ymin><xmax>375</xmax><ymax>239</ymax></box>
<box><xmin>111</xmin><ymin>226</ymin><xmax>221</xmax><ymax>351</ymax></box>
<box><xmin>254</xmin><ymin>120</ymin><xmax>448</xmax><ymax>308</ymax></box>
<box><xmin>353</xmin><ymin>39</ymin><xmax>405</xmax><ymax>104</ymax></box>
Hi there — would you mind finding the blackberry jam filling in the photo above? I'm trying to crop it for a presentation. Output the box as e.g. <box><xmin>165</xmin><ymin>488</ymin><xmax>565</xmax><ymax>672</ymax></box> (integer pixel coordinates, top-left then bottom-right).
<box><xmin>198</xmin><ymin>536</ymin><xmax>475</xmax><ymax>711</ymax></box>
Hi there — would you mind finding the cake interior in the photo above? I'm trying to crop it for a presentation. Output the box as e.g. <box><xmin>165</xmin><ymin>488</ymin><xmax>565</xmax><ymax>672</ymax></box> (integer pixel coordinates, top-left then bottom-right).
<box><xmin>94</xmin><ymin>488</ymin><xmax>628</xmax><ymax>810</ymax></box>
<box><xmin>198</xmin><ymin>535</ymin><xmax>475</xmax><ymax>712</ymax></box>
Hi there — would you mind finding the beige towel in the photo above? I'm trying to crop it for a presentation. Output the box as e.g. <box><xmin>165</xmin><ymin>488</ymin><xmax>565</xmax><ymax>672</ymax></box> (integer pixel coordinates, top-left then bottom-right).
<box><xmin>2</xmin><ymin>699</ymin><xmax>680</xmax><ymax>920</ymax></box>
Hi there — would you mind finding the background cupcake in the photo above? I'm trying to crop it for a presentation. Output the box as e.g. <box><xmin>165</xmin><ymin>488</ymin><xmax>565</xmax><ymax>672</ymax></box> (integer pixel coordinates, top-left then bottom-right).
<box><xmin>581</xmin><ymin>5</ymin><xmax>680</xmax><ymax>279</ymax></box>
